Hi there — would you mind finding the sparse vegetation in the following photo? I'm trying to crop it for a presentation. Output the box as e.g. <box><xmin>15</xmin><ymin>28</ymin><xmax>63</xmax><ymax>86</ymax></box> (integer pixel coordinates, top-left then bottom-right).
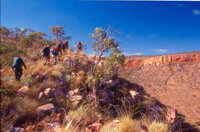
<box><xmin>148</xmin><ymin>121</ymin><xmax>169</xmax><ymax>132</ymax></box>
<box><xmin>14</xmin><ymin>96</ymin><xmax>39</xmax><ymax>117</ymax></box>
<box><xmin>118</xmin><ymin>115</ymin><xmax>142</xmax><ymax>132</ymax></box>
<box><xmin>1</xmin><ymin>25</ymin><xmax>194</xmax><ymax>131</ymax></box>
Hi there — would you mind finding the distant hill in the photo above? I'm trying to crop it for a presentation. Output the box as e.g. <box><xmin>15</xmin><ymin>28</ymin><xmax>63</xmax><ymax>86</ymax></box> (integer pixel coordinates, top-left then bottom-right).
<box><xmin>125</xmin><ymin>51</ymin><xmax>200</xmax><ymax>69</ymax></box>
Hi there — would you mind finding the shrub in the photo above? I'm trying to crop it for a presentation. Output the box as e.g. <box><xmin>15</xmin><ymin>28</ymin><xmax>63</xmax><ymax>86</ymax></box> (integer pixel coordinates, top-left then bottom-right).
<box><xmin>118</xmin><ymin>115</ymin><xmax>142</xmax><ymax>132</ymax></box>
<box><xmin>21</xmin><ymin>74</ymin><xmax>35</xmax><ymax>86</ymax></box>
<box><xmin>67</xmin><ymin>104</ymin><xmax>101</xmax><ymax>126</ymax></box>
<box><xmin>100</xmin><ymin>122</ymin><xmax>118</xmax><ymax>132</ymax></box>
<box><xmin>0</xmin><ymin>43</ymin><xmax>23</xmax><ymax>66</ymax></box>
<box><xmin>60</xmin><ymin>121</ymin><xmax>81</xmax><ymax>132</ymax></box>
<box><xmin>14</xmin><ymin>96</ymin><xmax>39</xmax><ymax>117</ymax></box>
<box><xmin>1</xmin><ymin>96</ymin><xmax>12</xmax><ymax>110</ymax></box>
<box><xmin>148</xmin><ymin>121</ymin><xmax>169</xmax><ymax>132</ymax></box>
<box><xmin>1</xmin><ymin>78</ymin><xmax>22</xmax><ymax>96</ymax></box>
<box><xmin>1</xmin><ymin>110</ymin><xmax>22</xmax><ymax>132</ymax></box>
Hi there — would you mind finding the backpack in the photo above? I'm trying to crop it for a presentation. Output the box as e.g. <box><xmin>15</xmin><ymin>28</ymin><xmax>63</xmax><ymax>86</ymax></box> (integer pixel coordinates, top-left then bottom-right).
<box><xmin>51</xmin><ymin>51</ymin><xmax>58</xmax><ymax>56</ymax></box>
<box><xmin>61</xmin><ymin>44</ymin><xmax>66</xmax><ymax>50</ymax></box>
<box><xmin>57</xmin><ymin>43</ymin><xmax>62</xmax><ymax>50</ymax></box>
<box><xmin>63</xmin><ymin>41</ymin><xmax>68</xmax><ymax>48</ymax></box>
<box><xmin>42</xmin><ymin>47</ymin><xmax>50</xmax><ymax>56</ymax></box>
<box><xmin>53</xmin><ymin>46</ymin><xmax>59</xmax><ymax>52</ymax></box>
<box><xmin>12</xmin><ymin>57</ymin><xmax>21</xmax><ymax>68</ymax></box>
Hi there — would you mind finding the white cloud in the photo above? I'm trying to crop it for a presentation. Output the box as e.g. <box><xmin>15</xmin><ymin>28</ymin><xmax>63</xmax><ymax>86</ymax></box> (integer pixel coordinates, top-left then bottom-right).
<box><xmin>150</xmin><ymin>49</ymin><xmax>169</xmax><ymax>53</ymax></box>
<box><xmin>193</xmin><ymin>9</ymin><xmax>200</xmax><ymax>15</ymax></box>
<box><xmin>123</xmin><ymin>52</ymin><xmax>142</xmax><ymax>56</ymax></box>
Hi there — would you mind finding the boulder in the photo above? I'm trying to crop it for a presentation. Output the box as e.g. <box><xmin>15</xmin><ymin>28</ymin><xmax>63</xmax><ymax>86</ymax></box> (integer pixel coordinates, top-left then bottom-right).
<box><xmin>69</xmin><ymin>95</ymin><xmax>83</xmax><ymax>102</ymax></box>
<box><xmin>68</xmin><ymin>90</ymin><xmax>75</xmax><ymax>97</ymax></box>
<box><xmin>74</xmin><ymin>88</ymin><xmax>79</xmax><ymax>94</ymax></box>
<box><xmin>38</xmin><ymin>92</ymin><xmax>45</xmax><ymax>100</ymax></box>
<box><xmin>166</xmin><ymin>107</ymin><xmax>176</xmax><ymax>123</ymax></box>
<box><xmin>17</xmin><ymin>86</ymin><xmax>29</xmax><ymax>95</ymax></box>
<box><xmin>42</xmin><ymin>73</ymin><xmax>48</xmax><ymax>78</ymax></box>
<box><xmin>86</xmin><ymin>122</ymin><xmax>102</xmax><ymax>132</ymax></box>
<box><xmin>36</xmin><ymin>74</ymin><xmax>45</xmax><ymax>82</ymax></box>
<box><xmin>129</xmin><ymin>90</ymin><xmax>139</xmax><ymax>99</ymax></box>
<box><xmin>10</xmin><ymin>127</ymin><xmax>24</xmax><ymax>132</ymax></box>
<box><xmin>37</xmin><ymin>103</ymin><xmax>55</xmax><ymax>114</ymax></box>
<box><xmin>50</xmin><ymin>122</ymin><xmax>61</xmax><ymax>131</ymax></box>
<box><xmin>52</xmin><ymin>88</ymin><xmax>64</xmax><ymax>98</ymax></box>
<box><xmin>44</xmin><ymin>88</ymin><xmax>52</xmax><ymax>97</ymax></box>
<box><xmin>67</xmin><ymin>89</ymin><xmax>79</xmax><ymax>97</ymax></box>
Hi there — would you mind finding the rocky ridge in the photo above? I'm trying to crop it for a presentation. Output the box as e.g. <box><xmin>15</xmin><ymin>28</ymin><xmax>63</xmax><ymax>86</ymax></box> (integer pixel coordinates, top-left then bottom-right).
<box><xmin>125</xmin><ymin>52</ymin><xmax>200</xmax><ymax>68</ymax></box>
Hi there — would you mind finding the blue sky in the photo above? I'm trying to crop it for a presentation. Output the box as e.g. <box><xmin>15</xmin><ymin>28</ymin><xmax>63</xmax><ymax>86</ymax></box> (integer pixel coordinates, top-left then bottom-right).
<box><xmin>1</xmin><ymin>0</ymin><xmax>200</xmax><ymax>55</ymax></box>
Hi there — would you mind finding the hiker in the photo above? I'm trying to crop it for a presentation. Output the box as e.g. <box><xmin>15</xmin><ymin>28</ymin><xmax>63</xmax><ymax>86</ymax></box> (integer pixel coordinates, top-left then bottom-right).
<box><xmin>57</xmin><ymin>41</ymin><xmax>62</xmax><ymax>55</ymax></box>
<box><xmin>53</xmin><ymin>44</ymin><xmax>61</xmax><ymax>62</ymax></box>
<box><xmin>51</xmin><ymin>48</ymin><xmax>59</xmax><ymax>65</ymax></box>
<box><xmin>42</xmin><ymin>45</ymin><xmax>50</xmax><ymax>65</ymax></box>
<box><xmin>12</xmin><ymin>56</ymin><xmax>26</xmax><ymax>81</ymax></box>
<box><xmin>76</xmin><ymin>41</ymin><xmax>82</xmax><ymax>53</ymax></box>
<box><xmin>62</xmin><ymin>41</ymin><xmax>68</xmax><ymax>52</ymax></box>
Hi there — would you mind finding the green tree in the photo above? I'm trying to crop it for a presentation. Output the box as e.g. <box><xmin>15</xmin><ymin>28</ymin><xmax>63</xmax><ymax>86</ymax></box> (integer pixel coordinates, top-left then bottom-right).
<box><xmin>50</xmin><ymin>26</ymin><xmax>65</xmax><ymax>42</ymax></box>
<box><xmin>88</xmin><ymin>27</ymin><xmax>125</xmax><ymax>106</ymax></box>
<box><xmin>0</xmin><ymin>26</ymin><xmax>10</xmax><ymax>37</ymax></box>
<box><xmin>90</xmin><ymin>27</ymin><xmax>124</xmax><ymax>74</ymax></box>
<box><xmin>50</xmin><ymin>26</ymin><xmax>71</xmax><ymax>43</ymax></box>
<box><xmin>20</xmin><ymin>31</ymin><xmax>46</xmax><ymax>48</ymax></box>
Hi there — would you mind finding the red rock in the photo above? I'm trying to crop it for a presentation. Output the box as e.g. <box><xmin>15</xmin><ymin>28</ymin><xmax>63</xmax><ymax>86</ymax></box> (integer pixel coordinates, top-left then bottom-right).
<box><xmin>166</xmin><ymin>107</ymin><xmax>176</xmax><ymax>123</ymax></box>
<box><xmin>37</xmin><ymin>103</ymin><xmax>54</xmax><ymax>114</ymax></box>
<box><xmin>85</xmin><ymin>127</ymin><xmax>92</xmax><ymax>132</ymax></box>
<box><xmin>44</xmin><ymin>88</ymin><xmax>52</xmax><ymax>98</ymax></box>
<box><xmin>52</xmin><ymin>88</ymin><xmax>64</xmax><ymax>98</ymax></box>
<box><xmin>38</xmin><ymin>92</ymin><xmax>45</xmax><ymax>100</ymax></box>
<box><xmin>17</xmin><ymin>86</ymin><xmax>29</xmax><ymax>94</ymax></box>
<box><xmin>88</xmin><ymin>122</ymin><xmax>102</xmax><ymax>131</ymax></box>
<box><xmin>129</xmin><ymin>90</ymin><xmax>139</xmax><ymax>99</ymax></box>
<box><xmin>125</xmin><ymin>52</ymin><xmax>200</xmax><ymax>69</ymax></box>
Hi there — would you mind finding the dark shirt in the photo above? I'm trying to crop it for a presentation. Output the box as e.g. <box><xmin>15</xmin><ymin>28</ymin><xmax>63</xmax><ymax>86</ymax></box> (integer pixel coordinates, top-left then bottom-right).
<box><xmin>12</xmin><ymin>57</ymin><xmax>26</xmax><ymax>70</ymax></box>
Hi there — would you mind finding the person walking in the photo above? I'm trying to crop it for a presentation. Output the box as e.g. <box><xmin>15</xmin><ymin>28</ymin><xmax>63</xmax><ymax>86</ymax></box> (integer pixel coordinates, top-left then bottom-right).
<box><xmin>62</xmin><ymin>41</ymin><xmax>68</xmax><ymax>52</ymax></box>
<box><xmin>42</xmin><ymin>45</ymin><xmax>50</xmax><ymax>65</ymax></box>
<box><xmin>76</xmin><ymin>41</ymin><xmax>82</xmax><ymax>53</ymax></box>
<box><xmin>12</xmin><ymin>56</ymin><xmax>27</xmax><ymax>81</ymax></box>
<box><xmin>51</xmin><ymin>48</ymin><xmax>59</xmax><ymax>65</ymax></box>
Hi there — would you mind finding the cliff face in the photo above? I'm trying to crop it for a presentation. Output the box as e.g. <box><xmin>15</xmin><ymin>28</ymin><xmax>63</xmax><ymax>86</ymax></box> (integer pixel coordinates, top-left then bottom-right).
<box><xmin>125</xmin><ymin>52</ymin><xmax>200</xmax><ymax>68</ymax></box>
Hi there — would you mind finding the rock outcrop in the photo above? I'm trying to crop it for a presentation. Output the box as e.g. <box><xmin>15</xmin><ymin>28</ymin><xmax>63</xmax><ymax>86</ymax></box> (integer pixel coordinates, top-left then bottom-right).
<box><xmin>17</xmin><ymin>86</ymin><xmax>29</xmax><ymax>95</ymax></box>
<box><xmin>125</xmin><ymin>52</ymin><xmax>200</xmax><ymax>68</ymax></box>
<box><xmin>37</xmin><ymin>103</ymin><xmax>55</xmax><ymax>114</ymax></box>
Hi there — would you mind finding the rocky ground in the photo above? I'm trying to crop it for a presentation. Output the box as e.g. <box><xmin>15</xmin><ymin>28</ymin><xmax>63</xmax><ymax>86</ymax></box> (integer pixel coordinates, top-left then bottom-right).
<box><xmin>119</xmin><ymin>61</ymin><xmax>200</xmax><ymax>131</ymax></box>
<box><xmin>1</xmin><ymin>50</ymin><xmax>185</xmax><ymax>132</ymax></box>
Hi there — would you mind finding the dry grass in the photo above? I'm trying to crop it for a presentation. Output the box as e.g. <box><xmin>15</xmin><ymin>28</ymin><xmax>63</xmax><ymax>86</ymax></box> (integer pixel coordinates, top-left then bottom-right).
<box><xmin>1</xmin><ymin>96</ymin><xmax>12</xmax><ymax>110</ymax></box>
<box><xmin>67</xmin><ymin>103</ymin><xmax>101</xmax><ymax>126</ymax></box>
<box><xmin>1</xmin><ymin>110</ymin><xmax>22</xmax><ymax>132</ymax></box>
<box><xmin>100</xmin><ymin>122</ymin><xmax>118</xmax><ymax>132</ymax></box>
<box><xmin>100</xmin><ymin>115</ymin><xmax>142</xmax><ymax>132</ymax></box>
<box><xmin>148</xmin><ymin>121</ymin><xmax>169</xmax><ymax>132</ymax></box>
<box><xmin>60</xmin><ymin>121</ymin><xmax>81</xmax><ymax>132</ymax></box>
<box><xmin>14</xmin><ymin>96</ymin><xmax>39</xmax><ymax>117</ymax></box>
<box><xmin>118</xmin><ymin>115</ymin><xmax>142</xmax><ymax>132</ymax></box>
